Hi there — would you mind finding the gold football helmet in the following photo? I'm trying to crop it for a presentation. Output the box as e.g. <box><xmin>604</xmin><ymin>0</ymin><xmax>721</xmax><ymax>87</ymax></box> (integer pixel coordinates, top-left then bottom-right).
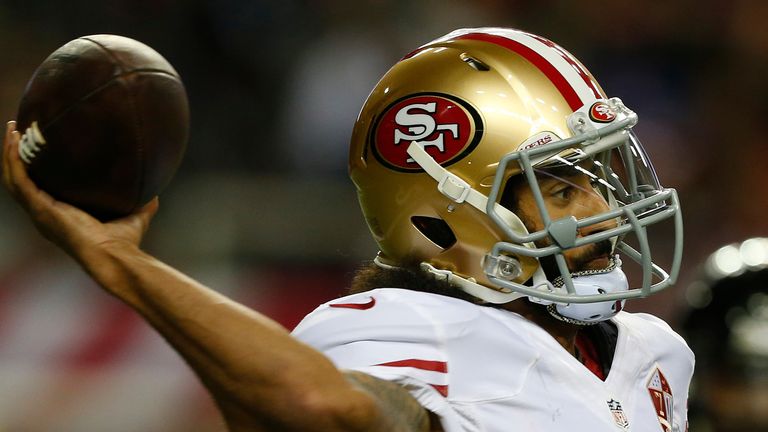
<box><xmin>349</xmin><ymin>28</ymin><xmax>682</xmax><ymax>322</ymax></box>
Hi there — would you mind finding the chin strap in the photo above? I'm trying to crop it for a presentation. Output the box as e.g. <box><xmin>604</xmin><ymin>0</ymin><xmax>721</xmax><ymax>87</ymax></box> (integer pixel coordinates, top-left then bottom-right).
<box><xmin>395</xmin><ymin>142</ymin><xmax>628</xmax><ymax>322</ymax></box>
<box><xmin>376</xmin><ymin>252</ymin><xmax>627</xmax><ymax>326</ymax></box>
<box><xmin>403</xmin><ymin>141</ymin><xmax>534</xmax><ymax>303</ymax></box>
<box><xmin>406</xmin><ymin>142</ymin><xmax>529</xmax><ymax>236</ymax></box>
<box><xmin>546</xmin><ymin>258</ymin><xmax>629</xmax><ymax>325</ymax></box>
<box><xmin>419</xmin><ymin>262</ymin><xmax>527</xmax><ymax>304</ymax></box>
<box><xmin>373</xmin><ymin>254</ymin><xmax>527</xmax><ymax>303</ymax></box>
<box><xmin>547</xmin><ymin>305</ymin><xmax>600</xmax><ymax>326</ymax></box>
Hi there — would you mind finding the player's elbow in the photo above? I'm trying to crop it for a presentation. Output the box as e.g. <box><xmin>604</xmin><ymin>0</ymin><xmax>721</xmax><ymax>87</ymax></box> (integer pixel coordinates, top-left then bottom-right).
<box><xmin>291</xmin><ymin>387</ymin><xmax>387</xmax><ymax>432</ymax></box>
<box><xmin>218</xmin><ymin>384</ymin><xmax>384</xmax><ymax>432</ymax></box>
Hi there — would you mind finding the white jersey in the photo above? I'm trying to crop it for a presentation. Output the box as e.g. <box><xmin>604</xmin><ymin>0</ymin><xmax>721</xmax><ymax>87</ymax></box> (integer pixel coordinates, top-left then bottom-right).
<box><xmin>292</xmin><ymin>288</ymin><xmax>694</xmax><ymax>432</ymax></box>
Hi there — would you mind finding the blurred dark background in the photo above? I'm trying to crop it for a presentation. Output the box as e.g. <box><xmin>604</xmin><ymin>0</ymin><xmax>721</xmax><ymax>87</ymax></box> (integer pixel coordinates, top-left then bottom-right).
<box><xmin>0</xmin><ymin>0</ymin><xmax>766</xmax><ymax>430</ymax></box>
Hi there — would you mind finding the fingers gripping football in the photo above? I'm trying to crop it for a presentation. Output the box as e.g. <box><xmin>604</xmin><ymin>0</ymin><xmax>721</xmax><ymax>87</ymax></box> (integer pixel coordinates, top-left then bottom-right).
<box><xmin>2</xmin><ymin>121</ymin><xmax>50</xmax><ymax>213</ymax></box>
<box><xmin>3</xmin><ymin>120</ymin><xmax>78</xmax><ymax>244</ymax></box>
<box><xmin>2</xmin><ymin>120</ymin><xmax>158</xmax><ymax>252</ymax></box>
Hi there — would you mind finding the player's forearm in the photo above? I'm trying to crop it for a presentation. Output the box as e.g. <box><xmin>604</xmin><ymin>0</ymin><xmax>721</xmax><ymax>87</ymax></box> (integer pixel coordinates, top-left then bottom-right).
<box><xmin>74</xmin><ymin>240</ymin><xmax>380</xmax><ymax>430</ymax></box>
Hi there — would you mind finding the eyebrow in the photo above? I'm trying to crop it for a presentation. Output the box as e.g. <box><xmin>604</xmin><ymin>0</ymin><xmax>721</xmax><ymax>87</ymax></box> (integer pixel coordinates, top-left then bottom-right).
<box><xmin>532</xmin><ymin>167</ymin><xmax>577</xmax><ymax>189</ymax></box>
<box><xmin>534</xmin><ymin>159</ymin><xmax>616</xmax><ymax>191</ymax></box>
<box><xmin>534</xmin><ymin>157</ymin><xmax>599</xmax><ymax>180</ymax></box>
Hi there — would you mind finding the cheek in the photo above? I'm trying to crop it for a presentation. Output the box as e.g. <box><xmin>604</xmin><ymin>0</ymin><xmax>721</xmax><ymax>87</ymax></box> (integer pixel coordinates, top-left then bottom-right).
<box><xmin>516</xmin><ymin>203</ymin><xmax>544</xmax><ymax>233</ymax></box>
<box><xmin>524</xmin><ymin>214</ymin><xmax>546</xmax><ymax>237</ymax></box>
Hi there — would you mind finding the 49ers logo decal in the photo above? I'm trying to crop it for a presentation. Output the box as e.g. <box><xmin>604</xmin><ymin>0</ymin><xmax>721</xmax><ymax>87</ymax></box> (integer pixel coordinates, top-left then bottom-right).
<box><xmin>589</xmin><ymin>101</ymin><xmax>616</xmax><ymax>123</ymax></box>
<box><xmin>371</xmin><ymin>93</ymin><xmax>483</xmax><ymax>172</ymax></box>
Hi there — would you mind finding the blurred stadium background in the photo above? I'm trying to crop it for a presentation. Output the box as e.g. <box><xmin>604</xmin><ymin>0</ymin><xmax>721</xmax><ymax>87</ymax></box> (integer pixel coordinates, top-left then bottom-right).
<box><xmin>0</xmin><ymin>1</ymin><xmax>766</xmax><ymax>430</ymax></box>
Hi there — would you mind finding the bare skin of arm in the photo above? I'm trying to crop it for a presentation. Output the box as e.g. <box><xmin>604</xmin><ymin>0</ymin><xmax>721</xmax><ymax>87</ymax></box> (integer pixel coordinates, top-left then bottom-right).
<box><xmin>2</xmin><ymin>121</ymin><xmax>441</xmax><ymax>432</ymax></box>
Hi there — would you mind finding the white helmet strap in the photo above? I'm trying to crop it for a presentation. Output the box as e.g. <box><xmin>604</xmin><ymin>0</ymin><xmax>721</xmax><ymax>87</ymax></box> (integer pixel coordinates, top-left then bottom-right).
<box><xmin>406</xmin><ymin>142</ymin><xmax>529</xmax><ymax>235</ymax></box>
<box><xmin>396</xmin><ymin>142</ymin><xmax>533</xmax><ymax>303</ymax></box>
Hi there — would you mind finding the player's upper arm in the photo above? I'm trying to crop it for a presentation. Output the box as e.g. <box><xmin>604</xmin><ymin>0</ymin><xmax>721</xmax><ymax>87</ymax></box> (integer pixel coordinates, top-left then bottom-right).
<box><xmin>344</xmin><ymin>370</ymin><xmax>444</xmax><ymax>432</ymax></box>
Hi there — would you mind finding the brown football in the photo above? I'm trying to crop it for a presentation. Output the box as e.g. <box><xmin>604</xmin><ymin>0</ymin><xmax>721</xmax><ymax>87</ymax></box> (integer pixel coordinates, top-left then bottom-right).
<box><xmin>16</xmin><ymin>34</ymin><xmax>189</xmax><ymax>220</ymax></box>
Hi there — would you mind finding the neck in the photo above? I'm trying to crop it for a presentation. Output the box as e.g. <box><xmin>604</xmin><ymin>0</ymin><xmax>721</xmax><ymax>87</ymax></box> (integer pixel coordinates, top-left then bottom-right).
<box><xmin>502</xmin><ymin>300</ymin><xmax>580</xmax><ymax>356</ymax></box>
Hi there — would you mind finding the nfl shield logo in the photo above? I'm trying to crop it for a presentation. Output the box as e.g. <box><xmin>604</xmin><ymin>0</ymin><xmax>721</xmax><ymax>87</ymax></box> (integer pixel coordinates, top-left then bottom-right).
<box><xmin>607</xmin><ymin>398</ymin><xmax>630</xmax><ymax>430</ymax></box>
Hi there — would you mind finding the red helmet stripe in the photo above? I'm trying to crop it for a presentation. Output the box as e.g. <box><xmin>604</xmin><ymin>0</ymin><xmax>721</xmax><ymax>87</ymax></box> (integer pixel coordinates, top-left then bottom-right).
<box><xmin>523</xmin><ymin>32</ymin><xmax>603</xmax><ymax>100</ymax></box>
<box><xmin>455</xmin><ymin>32</ymin><xmax>585</xmax><ymax>110</ymax></box>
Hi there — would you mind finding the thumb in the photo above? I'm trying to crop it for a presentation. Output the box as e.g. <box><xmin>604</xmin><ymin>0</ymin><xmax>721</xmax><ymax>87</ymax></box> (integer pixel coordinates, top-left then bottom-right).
<box><xmin>132</xmin><ymin>197</ymin><xmax>160</xmax><ymax>234</ymax></box>
<box><xmin>138</xmin><ymin>197</ymin><xmax>160</xmax><ymax>221</ymax></box>
<box><xmin>109</xmin><ymin>197</ymin><xmax>160</xmax><ymax>240</ymax></box>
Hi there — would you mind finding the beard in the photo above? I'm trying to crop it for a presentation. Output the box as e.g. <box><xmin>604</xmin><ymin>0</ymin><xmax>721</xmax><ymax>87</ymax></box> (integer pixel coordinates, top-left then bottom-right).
<box><xmin>538</xmin><ymin>239</ymin><xmax>614</xmax><ymax>280</ymax></box>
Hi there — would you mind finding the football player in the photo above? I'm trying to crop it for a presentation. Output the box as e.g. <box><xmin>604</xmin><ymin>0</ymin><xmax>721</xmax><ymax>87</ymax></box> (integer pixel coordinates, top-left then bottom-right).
<box><xmin>2</xmin><ymin>28</ymin><xmax>693</xmax><ymax>431</ymax></box>
<box><xmin>683</xmin><ymin>238</ymin><xmax>768</xmax><ymax>432</ymax></box>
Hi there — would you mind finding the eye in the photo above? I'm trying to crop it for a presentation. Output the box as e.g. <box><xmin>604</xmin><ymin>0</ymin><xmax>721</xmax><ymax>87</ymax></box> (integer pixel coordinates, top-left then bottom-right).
<box><xmin>551</xmin><ymin>185</ymin><xmax>574</xmax><ymax>200</ymax></box>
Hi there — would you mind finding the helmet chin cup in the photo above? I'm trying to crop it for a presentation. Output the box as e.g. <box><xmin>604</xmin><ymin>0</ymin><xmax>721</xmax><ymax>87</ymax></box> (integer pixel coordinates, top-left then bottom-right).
<box><xmin>553</xmin><ymin>266</ymin><xmax>629</xmax><ymax>323</ymax></box>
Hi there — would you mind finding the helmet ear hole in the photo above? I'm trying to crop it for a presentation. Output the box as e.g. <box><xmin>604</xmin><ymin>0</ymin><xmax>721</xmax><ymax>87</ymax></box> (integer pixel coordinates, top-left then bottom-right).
<box><xmin>411</xmin><ymin>216</ymin><xmax>457</xmax><ymax>249</ymax></box>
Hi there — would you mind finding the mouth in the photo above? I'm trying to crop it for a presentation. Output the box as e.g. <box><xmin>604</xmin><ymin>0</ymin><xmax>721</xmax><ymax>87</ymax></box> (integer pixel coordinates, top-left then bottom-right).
<box><xmin>538</xmin><ymin>240</ymin><xmax>616</xmax><ymax>280</ymax></box>
<box><xmin>573</xmin><ymin>240</ymin><xmax>615</xmax><ymax>272</ymax></box>
<box><xmin>580</xmin><ymin>254</ymin><xmax>612</xmax><ymax>271</ymax></box>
